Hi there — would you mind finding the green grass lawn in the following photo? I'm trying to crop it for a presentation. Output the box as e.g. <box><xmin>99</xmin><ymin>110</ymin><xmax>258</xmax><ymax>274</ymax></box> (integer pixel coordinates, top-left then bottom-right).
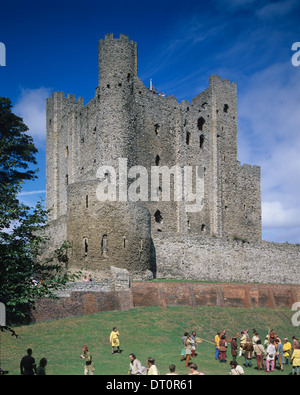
<box><xmin>1</xmin><ymin>306</ymin><xmax>299</xmax><ymax>375</ymax></box>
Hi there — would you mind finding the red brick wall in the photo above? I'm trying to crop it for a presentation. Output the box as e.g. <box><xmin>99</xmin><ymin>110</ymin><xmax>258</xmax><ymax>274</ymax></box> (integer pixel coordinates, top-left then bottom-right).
<box><xmin>31</xmin><ymin>282</ymin><xmax>300</xmax><ymax>323</ymax></box>
<box><xmin>131</xmin><ymin>282</ymin><xmax>300</xmax><ymax>310</ymax></box>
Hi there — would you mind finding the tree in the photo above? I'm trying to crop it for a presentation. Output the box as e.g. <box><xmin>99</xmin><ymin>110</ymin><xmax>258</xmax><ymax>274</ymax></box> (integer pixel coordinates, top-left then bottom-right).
<box><xmin>0</xmin><ymin>97</ymin><xmax>79</xmax><ymax>325</ymax></box>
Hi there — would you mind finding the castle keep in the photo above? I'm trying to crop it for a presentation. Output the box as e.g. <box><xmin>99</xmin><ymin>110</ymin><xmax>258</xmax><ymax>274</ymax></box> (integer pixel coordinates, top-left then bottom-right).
<box><xmin>46</xmin><ymin>33</ymin><xmax>276</xmax><ymax>283</ymax></box>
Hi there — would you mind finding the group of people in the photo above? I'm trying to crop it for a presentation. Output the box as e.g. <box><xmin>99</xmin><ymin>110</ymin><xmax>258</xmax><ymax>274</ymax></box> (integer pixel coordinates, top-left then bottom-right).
<box><xmin>214</xmin><ymin>328</ymin><xmax>300</xmax><ymax>375</ymax></box>
<box><xmin>18</xmin><ymin>326</ymin><xmax>300</xmax><ymax>375</ymax></box>
<box><xmin>128</xmin><ymin>353</ymin><xmax>204</xmax><ymax>375</ymax></box>
<box><xmin>180</xmin><ymin>331</ymin><xmax>199</xmax><ymax>367</ymax></box>
<box><xmin>20</xmin><ymin>348</ymin><xmax>47</xmax><ymax>375</ymax></box>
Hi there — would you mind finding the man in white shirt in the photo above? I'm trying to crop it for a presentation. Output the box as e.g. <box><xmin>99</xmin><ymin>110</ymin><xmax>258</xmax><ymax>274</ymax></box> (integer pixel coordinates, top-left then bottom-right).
<box><xmin>129</xmin><ymin>353</ymin><xmax>143</xmax><ymax>375</ymax></box>
<box><xmin>229</xmin><ymin>360</ymin><xmax>244</xmax><ymax>375</ymax></box>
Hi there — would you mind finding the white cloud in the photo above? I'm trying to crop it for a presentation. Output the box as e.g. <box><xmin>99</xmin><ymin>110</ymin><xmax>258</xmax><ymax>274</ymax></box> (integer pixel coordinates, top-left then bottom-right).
<box><xmin>19</xmin><ymin>190</ymin><xmax>46</xmax><ymax>196</ymax></box>
<box><xmin>237</xmin><ymin>61</ymin><xmax>300</xmax><ymax>243</ymax></box>
<box><xmin>14</xmin><ymin>87</ymin><xmax>52</xmax><ymax>145</ymax></box>
<box><xmin>262</xmin><ymin>201</ymin><xmax>300</xmax><ymax>228</ymax></box>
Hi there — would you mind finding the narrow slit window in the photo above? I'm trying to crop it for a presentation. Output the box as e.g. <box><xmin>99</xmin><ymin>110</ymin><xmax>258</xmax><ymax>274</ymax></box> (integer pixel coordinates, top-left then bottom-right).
<box><xmin>186</xmin><ymin>132</ymin><xmax>191</xmax><ymax>145</ymax></box>
<box><xmin>84</xmin><ymin>238</ymin><xmax>88</xmax><ymax>254</ymax></box>
<box><xmin>101</xmin><ymin>234</ymin><xmax>108</xmax><ymax>256</ymax></box>
<box><xmin>154</xmin><ymin>124</ymin><xmax>160</xmax><ymax>136</ymax></box>
<box><xmin>155</xmin><ymin>155</ymin><xmax>160</xmax><ymax>166</ymax></box>
<box><xmin>200</xmin><ymin>134</ymin><xmax>205</xmax><ymax>149</ymax></box>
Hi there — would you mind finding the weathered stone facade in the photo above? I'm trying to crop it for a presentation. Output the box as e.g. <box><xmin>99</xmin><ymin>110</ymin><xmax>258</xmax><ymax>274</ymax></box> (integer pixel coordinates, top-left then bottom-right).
<box><xmin>45</xmin><ymin>33</ymin><xmax>299</xmax><ymax>285</ymax></box>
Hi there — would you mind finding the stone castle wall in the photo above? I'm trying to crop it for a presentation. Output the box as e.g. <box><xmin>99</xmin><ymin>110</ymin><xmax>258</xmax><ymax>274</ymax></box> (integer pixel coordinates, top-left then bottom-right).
<box><xmin>43</xmin><ymin>34</ymin><xmax>293</xmax><ymax>286</ymax></box>
<box><xmin>152</xmin><ymin>233</ymin><xmax>300</xmax><ymax>285</ymax></box>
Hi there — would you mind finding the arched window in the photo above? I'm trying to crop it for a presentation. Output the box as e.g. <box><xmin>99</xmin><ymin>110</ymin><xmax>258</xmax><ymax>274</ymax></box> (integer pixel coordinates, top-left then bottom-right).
<box><xmin>223</xmin><ymin>104</ymin><xmax>229</xmax><ymax>113</ymax></box>
<box><xmin>155</xmin><ymin>155</ymin><xmax>160</xmax><ymax>166</ymax></box>
<box><xmin>197</xmin><ymin>117</ymin><xmax>205</xmax><ymax>131</ymax></box>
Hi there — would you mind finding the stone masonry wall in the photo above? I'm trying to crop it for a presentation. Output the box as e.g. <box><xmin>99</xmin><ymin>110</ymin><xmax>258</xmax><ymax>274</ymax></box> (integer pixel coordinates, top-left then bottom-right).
<box><xmin>152</xmin><ymin>233</ymin><xmax>300</xmax><ymax>285</ymax></box>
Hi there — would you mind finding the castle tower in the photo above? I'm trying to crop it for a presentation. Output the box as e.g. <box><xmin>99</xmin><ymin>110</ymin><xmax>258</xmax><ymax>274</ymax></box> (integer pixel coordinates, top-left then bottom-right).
<box><xmin>45</xmin><ymin>34</ymin><xmax>262</xmax><ymax>284</ymax></box>
<box><xmin>97</xmin><ymin>33</ymin><xmax>138</xmax><ymax>168</ymax></box>
<box><xmin>66</xmin><ymin>34</ymin><xmax>152</xmax><ymax>279</ymax></box>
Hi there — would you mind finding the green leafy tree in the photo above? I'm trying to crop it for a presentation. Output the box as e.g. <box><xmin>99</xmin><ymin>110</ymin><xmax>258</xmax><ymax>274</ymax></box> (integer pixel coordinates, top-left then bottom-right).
<box><xmin>0</xmin><ymin>97</ymin><xmax>79</xmax><ymax>325</ymax></box>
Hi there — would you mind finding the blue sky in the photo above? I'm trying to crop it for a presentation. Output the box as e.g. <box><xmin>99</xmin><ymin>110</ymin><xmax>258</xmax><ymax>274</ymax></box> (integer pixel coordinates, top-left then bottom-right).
<box><xmin>0</xmin><ymin>0</ymin><xmax>300</xmax><ymax>243</ymax></box>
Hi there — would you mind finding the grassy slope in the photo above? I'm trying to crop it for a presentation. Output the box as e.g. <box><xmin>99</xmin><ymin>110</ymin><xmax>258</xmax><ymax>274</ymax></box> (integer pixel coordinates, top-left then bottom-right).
<box><xmin>1</xmin><ymin>306</ymin><xmax>299</xmax><ymax>375</ymax></box>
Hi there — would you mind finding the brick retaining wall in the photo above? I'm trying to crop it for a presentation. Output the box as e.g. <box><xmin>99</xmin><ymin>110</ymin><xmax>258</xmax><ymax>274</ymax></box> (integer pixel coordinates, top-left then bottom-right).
<box><xmin>30</xmin><ymin>282</ymin><xmax>300</xmax><ymax>323</ymax></box>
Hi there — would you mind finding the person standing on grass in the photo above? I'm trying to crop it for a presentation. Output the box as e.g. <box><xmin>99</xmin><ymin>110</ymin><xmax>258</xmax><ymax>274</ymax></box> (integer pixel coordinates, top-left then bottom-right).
<box><xmin>253</xmin><ymin>339</ymin><xmax>265</xmax><ymax>371</ymax></box>
<box><xmin>181</xmin><ymin>332</ymin><xmax>188</xmax><ymax>361</ymax></box>
<box><xmin>283</xmin><ymin>338</ymin><xmax>292</xmax><ymax>365</ymax></box>
<box><xmin>292</xmin><ymin>336</ymin><xmax>299</xmax><ymax>352</ymax></box>
<box><xmin>80</xmin><ymin>345</ymin><xmax>95</xmax><ymax>375</ymax></box>
<box><xmin>191</xmin><ymin>331</ymin><xmax>198</xmax><ymax>357</ymax></box>
<box><xmin>231</xmin><ymin>337</ymin><xmax>238</xmax><ymax>363</ymax></box>
<box><xmin>20</xmin><ymin>349</ymin><xmax>36</xmax><ymax>375</ymax></box>
<box><xmin>239</xmin><ymin>331</ymin><xmax>247</xmax><ymax>357</ymax></box>
<box><xmin>243</xmin><ymin>338</ymin><xmax>254</xmax><ymax>368</ymax></box>
<box><xmin>214</xmin><ymin>331</ymin><xmax>220</xmax><ymax>360</ymax></box>
<box><xmin>265</xmin><ymin>339</ymin><xmax>276</xmax><ymax>372</ymax></box>
<box><xmin>219</xmin><ymin>335</ymin><xmax>227</xmax><ymax>363</ymax></box>
<box><xmin>110</xmin><ymin>327</ymin><xmax>120</xmax><ymax>354</ymax></box>
<box><xmin>275</xmin><ymin>339</ymin><xmax>284</xmax><ymax>371</ymax></box>
<box><xmin>36</xmin><ymin>358</ymin><xmax>47</xmax><ymax>375</ymax></box>
<box><xmin>185</xmin><ymin>334</ymin><xmax>194</xmax><ymax>367</ymax></box>
<box><xmin>252</xmin><ymin>331</ymin><xmax>260</xmax><ymax>348</ymax></box>
<box><xmin>291</xmin><ymin>345</ymin><xmax>300</xmax><ymax>376</ymax></box>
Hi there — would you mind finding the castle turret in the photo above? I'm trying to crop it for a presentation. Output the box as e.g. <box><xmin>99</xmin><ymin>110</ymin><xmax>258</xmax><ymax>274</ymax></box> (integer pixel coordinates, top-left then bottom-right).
<box><xmin>97</xmin><ymin>33</ymin><xmax>138</xmax><ymax>168</ymax></box>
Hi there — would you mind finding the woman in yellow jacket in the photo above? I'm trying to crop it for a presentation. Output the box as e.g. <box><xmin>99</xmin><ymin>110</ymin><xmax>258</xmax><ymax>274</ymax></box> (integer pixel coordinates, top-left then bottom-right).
<box><xmin>110</xmin><ymin>327</ymin><xmax>120</xmax><ymax>354</ymax></box>
<box><xmin>283</xmin><ymin>338</ymin><xmax>292</xmax><ymax>365</ymax></box>
<box><xmin>291</xmin><ymin>346</ymin><xmax>300</xmax><ymax>375</ymax></box>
